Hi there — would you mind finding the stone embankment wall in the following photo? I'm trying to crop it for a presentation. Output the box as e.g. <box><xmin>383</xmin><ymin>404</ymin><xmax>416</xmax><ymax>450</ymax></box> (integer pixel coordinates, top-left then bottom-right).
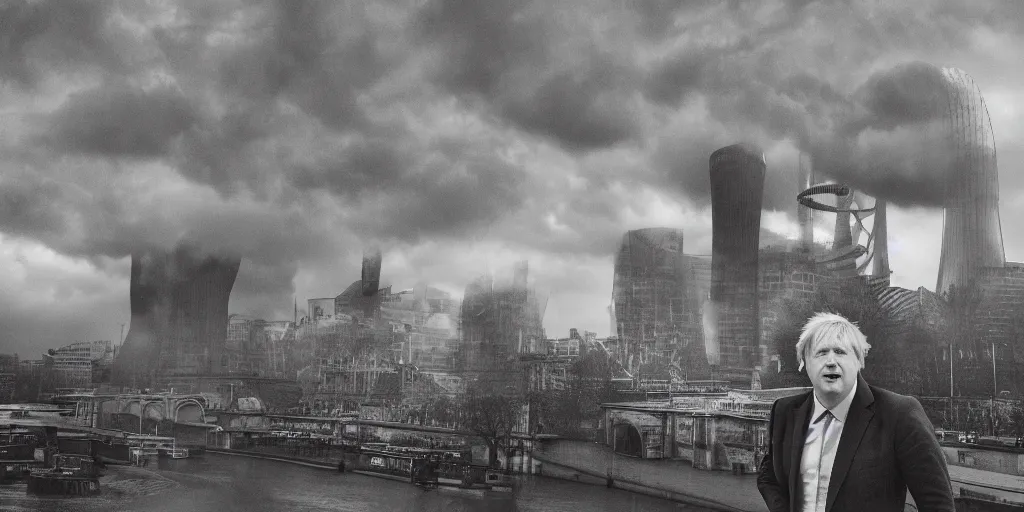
<box><xmin>534</xmin><ymin>438</ymin><xmax>768</xmax><ymax>512</ymax></box>
<box><xmin>942</xmin><ymin>446</ymin><xmax>1024</xmax><ymax>476</ymax></box>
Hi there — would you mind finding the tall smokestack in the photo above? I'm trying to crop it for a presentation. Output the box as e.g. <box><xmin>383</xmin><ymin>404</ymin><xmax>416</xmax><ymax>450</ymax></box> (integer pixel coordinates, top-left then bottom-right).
<box><xmin>872</xmin><ymin>200</ymin><xmax>891</xmax><ymax>283</ymax></box>
<box><xmin>936</xmin><ymin>68</ymin><xmax>1004</xmax><ymax>295</ymax></box>
<box><xmin>709</xmin><ymin>143</ymin><xmax>765</xmax><ymax>372</ymax></box>
<box><xmin>798</xmin><ymin>152</ymin><xmax>814</xmax><ymax>252</ymax></box>
<box><xmin>361</xmin><ymin>246</ymin><xmax>382</xmax><ymax>296</ymax></box>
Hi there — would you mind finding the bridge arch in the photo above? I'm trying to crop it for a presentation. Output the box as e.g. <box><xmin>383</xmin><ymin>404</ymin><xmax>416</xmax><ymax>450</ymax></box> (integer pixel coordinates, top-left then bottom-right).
<box><xmin>174</xmin><ymin>399</ymin><xmax>205</xmax><ymax>423</ymax></box>
<box><xmin>119</xmin><ymin>398</ymin><xmax>166</xmax><ymax>420</ymax></box>
<box><xmin>611</xmin><ymin>421</ymin><xmax>643</xmax><ymax>457</ymax></box>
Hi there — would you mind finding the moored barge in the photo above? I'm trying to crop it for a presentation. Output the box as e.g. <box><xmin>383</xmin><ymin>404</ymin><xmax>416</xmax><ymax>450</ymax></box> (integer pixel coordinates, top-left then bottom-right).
<box><xmin>26</xmin><ymin>453</ymin><xmax>101</xmax><ymax>496</ymax></box>
<box><xmin>347</xmin><ymin>446</ymin><xmax>515</xmax><ymax>498</ymax></box>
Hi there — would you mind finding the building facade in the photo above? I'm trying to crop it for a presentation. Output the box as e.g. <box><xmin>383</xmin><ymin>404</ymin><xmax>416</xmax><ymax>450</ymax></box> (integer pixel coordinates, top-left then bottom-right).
<box><xmin>458</xmin><ymin>263</ymin><xmax>546</xmax><ymax>386</ymax></box>
<box><xmin>51</xmin><ymin>340</ymin><xmax>115</xmax><ymax>389</ymax></box>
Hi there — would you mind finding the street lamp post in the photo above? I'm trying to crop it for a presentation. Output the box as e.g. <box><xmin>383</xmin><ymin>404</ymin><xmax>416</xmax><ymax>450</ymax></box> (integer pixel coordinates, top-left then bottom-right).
<box><xmin>949</xmin><ymin>342</ymin><xmax>954</xmax><ymax>430</ymax></box>
<box><xmin>991</xmin><ymin>341</ymin><xmax>998</xmax><ymax>436</ymax></box>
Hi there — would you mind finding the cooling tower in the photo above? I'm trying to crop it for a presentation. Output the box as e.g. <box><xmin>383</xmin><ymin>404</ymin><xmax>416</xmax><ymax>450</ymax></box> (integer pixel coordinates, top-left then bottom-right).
<box><xmin>936</xmin><ymin>68</ymin><xmax>1004</xmax><ymax>295</ymax></box>
<box><xmin>709</xmin><ymin>143</ymin><xmax>766</xmax><ymax>371</ymax></box>
<box><xmin>112</xmin><ymin>244</ymin><xmax>240</xmax><ymax>387</ymax></box>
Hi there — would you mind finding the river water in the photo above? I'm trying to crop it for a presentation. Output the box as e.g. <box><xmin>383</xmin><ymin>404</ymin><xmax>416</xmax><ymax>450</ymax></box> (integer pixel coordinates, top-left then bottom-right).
<box><xmin>1</xmin><ymin>453</ymin><xmax>713</xmax><ymax>512</ymax></box>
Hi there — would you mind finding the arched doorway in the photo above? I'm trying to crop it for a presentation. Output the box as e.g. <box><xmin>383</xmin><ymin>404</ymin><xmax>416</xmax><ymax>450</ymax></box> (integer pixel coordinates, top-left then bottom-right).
<box><xmin>613</xmin><ymin>423</ymin><xmax>643</xmax><ymax>457</ymax></box>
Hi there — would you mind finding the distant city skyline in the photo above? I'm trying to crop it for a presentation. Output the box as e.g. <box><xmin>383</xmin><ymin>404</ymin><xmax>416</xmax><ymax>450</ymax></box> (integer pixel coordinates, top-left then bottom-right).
<box><xmin>2</xmin><ymin>1</ymin><xmax>1023</xmax><ymax>359</ymax></box>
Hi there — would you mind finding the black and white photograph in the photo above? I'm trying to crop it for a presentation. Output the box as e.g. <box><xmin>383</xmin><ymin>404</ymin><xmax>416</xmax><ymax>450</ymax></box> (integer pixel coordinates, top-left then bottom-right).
<box><xmin>1</xmin><ymin>1</ymin><xmax>1023</xmax><ymax>511</ymax></box>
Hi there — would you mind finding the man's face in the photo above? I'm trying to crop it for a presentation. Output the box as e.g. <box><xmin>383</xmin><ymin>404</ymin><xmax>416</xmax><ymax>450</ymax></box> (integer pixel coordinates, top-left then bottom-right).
<box><xmin>805</xmin><ymin>332</ymin><xmax>861</xmax><ymax>404</ymax></box>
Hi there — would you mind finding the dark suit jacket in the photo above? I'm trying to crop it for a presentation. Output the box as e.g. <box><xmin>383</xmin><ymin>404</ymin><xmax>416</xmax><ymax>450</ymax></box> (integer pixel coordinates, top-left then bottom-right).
<box><xmin>756</xmin><ymin>376</ymin><xmax>955</xmax><ymax>512</ymax></box>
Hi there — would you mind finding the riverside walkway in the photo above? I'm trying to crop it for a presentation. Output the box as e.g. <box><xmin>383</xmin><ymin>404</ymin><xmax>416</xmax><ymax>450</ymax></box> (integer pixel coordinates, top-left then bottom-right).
<box><xmin>534</xmin><ymin>440</ymin><xmax>768</xmax><ymax>512</ymax></box>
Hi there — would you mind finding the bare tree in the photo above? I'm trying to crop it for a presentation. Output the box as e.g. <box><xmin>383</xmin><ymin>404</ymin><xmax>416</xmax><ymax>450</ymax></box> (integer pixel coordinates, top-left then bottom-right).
<box><xmin>529</xmin><ymin>349</ymin><xmax>617</xmax><ymax>439</ymax></box>
<box><xmin>460</xmin><ymin>391</ymin><xmax>522</xmax><ymax>469</ymax></box>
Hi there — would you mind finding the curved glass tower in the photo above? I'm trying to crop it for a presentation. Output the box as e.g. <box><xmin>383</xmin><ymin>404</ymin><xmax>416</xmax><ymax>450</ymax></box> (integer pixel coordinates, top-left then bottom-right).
<box><xmin>709</xmin><ymin>143</ymin><xmax>766</xmax><ymax>372</ymax></box>
<box><xmin>936</xmin><ymin>68</ymin><xmax>1004</xmax><ymax>295</ymax></box>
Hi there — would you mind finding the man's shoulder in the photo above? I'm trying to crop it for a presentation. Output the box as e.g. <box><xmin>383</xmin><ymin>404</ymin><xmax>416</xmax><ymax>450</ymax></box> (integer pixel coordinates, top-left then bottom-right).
<box><xmin>867</xmin><ymin>383</ymin><xmax>923</xmax><ymax>413</ymax></box>
<box><xmin>771</xmin><ymin>391</ymin><xmax>812</xmax><ymax>412</ymax></box>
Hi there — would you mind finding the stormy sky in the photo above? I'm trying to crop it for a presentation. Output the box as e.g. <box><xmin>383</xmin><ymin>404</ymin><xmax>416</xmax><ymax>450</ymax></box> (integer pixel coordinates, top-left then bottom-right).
<box><xmin>2</xmin><ymin>0</ymin><xmax>1023</xmax><ymax>358</ymax></box>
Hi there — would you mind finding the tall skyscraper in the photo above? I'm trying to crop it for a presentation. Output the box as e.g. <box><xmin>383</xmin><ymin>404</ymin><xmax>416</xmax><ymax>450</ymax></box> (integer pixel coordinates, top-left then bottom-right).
<box><xmin>709</xmin><ymin>143</ymin><xmax>766</xmax><ymax>372</ymax></box>
<box><xmin>936</xmin><ymin>67</ymin><xmax>1004</xmax><ymax>295</ymax></box>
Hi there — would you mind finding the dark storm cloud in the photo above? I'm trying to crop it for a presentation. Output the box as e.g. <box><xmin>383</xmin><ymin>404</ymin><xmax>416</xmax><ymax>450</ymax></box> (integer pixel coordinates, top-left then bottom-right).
<box><xmin>645</xmin><ymin>20</ymin><xmax>985</xmax><ymax>209</ymax></box>
<box><xmin>500</xmin><ymin>54</ymin><xmax>640</xmax><ymax>150</ymax></box>
<box><xmin>379</xmin><ymin>154</ymin><xmax>526</xmax><ymax>240</ymax></box>
<box><xmin>0</xmin><ymin>170</ymin><xmax>173</xmax><ymax>259</ymax></box>
<box><xmin>0</xmin><ymin>175</ymin><xmax>66</xmax><ymax>236</ymax></box>
<box><xmin>172</xmin><ymin>103</ymin><xmax>282</xmax><ymax>195</ymax></box>
<box><xmin>806</xmin><ymin>62</ymin><xmax>959</xmax><ymax>206</ymax></box>
<box><xmin>289</xmin><ymin>134</ymin><xmax>413</xmax><ymax>197</ymax></box>
<box><xmin>161</xmin><ymin>0</ymin><xmax>396</xmax><ymax>195</ymax></box>
<box><xmin>218</xmin><ymin>0</ymin><xmax>387</xmax><ymax>131</ymax></box>
<box><xmin>415</xmin><ymin>0</ymin><xmax>643</xmax><ymax>150</ymax></box>
<box><xmin>851</xmin><ymin>62</ymin><xmax>950</xmax><ymax>131</ymax></box>
<box><xmin>292</xmin><ymin>134</ymin><xmax>529</xmax><ymax>243</ymax></box>
<box><xmin>0</xmin><ymin>1</ymin><xmax>124</xmax><ymax>87</ymax></box>
<box><xmin>42</xmin><ymin>84</ymin><xmax>197</xmax><ymax>157</ymax></box>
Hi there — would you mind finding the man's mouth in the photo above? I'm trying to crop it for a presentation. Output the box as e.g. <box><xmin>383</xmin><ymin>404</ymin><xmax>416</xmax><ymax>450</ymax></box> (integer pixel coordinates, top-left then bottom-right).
<box><xmin>823</xmin><ymin>373</ymin><xmax>841</xmax><ymax>382</ymax></box>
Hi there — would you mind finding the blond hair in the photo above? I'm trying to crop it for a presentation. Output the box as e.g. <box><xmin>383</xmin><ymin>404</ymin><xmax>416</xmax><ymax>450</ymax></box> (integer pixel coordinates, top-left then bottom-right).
<box><xmin>795</xmin><ymin>312</ymin><xmax>871</xmax><ymax>372</ymax></box>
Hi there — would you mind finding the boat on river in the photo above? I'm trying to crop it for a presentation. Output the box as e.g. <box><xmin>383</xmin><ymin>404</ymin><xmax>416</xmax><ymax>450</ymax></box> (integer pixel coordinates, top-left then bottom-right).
<box><xmin>126</xmin><ymin>435</ymin><xmax>189</xmax><ymax>461</ymax></box>
<box><xmin>26</xmin><ymin>453</ymin><xmax>101</xmax><ymax>496</ymax></box>
<box><xmin>347</xmin><ymin>446</ymin><xmax>515</xmax><ymax>498</ymax></box>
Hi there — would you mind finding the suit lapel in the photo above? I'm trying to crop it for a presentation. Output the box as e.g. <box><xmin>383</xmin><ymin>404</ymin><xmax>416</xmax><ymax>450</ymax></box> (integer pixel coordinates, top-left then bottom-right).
<box><xmin>788</xmin><ymin>392</ymin><xmax>813</xmax><ymax>512</ymax></box>
<box><xmin>825</xmin><ymin>376</ymin><xmax>875</xmax><ymax>512</ymax></box>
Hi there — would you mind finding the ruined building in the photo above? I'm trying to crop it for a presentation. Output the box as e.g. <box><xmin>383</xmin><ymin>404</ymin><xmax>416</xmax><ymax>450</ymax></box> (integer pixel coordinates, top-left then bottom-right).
<box><xmin>611</xmin><ymin>228</ymin><xmax>711</xmax><ymax>381</ymax></box>
<box><xmin>458</xmin><ymin>262</ymin><xmax>546</xmax><ymax>388</ymax></box>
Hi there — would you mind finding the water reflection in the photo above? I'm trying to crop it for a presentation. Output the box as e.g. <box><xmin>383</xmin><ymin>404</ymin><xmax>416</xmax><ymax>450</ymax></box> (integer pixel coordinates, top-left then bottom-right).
<box><xmin>0</xmin><ymin>454</ymin><xmax>709</xmax><ymax>512</ymax></box>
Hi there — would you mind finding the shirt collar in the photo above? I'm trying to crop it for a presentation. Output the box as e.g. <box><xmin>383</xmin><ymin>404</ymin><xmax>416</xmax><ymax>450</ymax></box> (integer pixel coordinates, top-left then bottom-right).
<box><xmin>812</xmin><ymin>384</ymin><xmax>857</xmax><ymax>424</ymax></box>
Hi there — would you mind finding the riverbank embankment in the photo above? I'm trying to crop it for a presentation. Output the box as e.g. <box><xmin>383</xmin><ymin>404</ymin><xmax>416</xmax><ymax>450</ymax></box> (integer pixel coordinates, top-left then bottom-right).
<box><xmin>206</xmin><ymin>448</ymin><xmax>342</xmax><ymax>471</ymax></box>
<box><xmin>533</xmin><ymin>439</ymin><xmax>767</xmax><ymax>512</ymax></box>
<box><xmin>208</xmin><ymin>442</ymin><xmax>761</xmax><ymax>511</ymax></box>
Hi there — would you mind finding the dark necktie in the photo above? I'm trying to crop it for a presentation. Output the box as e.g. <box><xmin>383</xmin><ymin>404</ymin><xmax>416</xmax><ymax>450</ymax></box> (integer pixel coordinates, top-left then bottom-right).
<box><xmin>811</xmin><ymin>410</ymin><xmax>837</xmax><ymax>512</ymax></box>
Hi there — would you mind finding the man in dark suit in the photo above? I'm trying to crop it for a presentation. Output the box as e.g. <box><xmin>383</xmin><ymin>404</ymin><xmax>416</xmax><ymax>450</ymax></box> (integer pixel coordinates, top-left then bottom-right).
<box><xmin>757</xmin><ymin>312</ymin><xmax>955</xmax><ymax>512</ymax></box>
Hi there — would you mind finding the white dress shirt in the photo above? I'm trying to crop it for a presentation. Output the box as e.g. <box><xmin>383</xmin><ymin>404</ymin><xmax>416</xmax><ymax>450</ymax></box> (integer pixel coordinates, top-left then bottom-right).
<box><xmin>800</xmin><ymin>387</ymin><xmax>857</xmax><ymax>512</ymax></box>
